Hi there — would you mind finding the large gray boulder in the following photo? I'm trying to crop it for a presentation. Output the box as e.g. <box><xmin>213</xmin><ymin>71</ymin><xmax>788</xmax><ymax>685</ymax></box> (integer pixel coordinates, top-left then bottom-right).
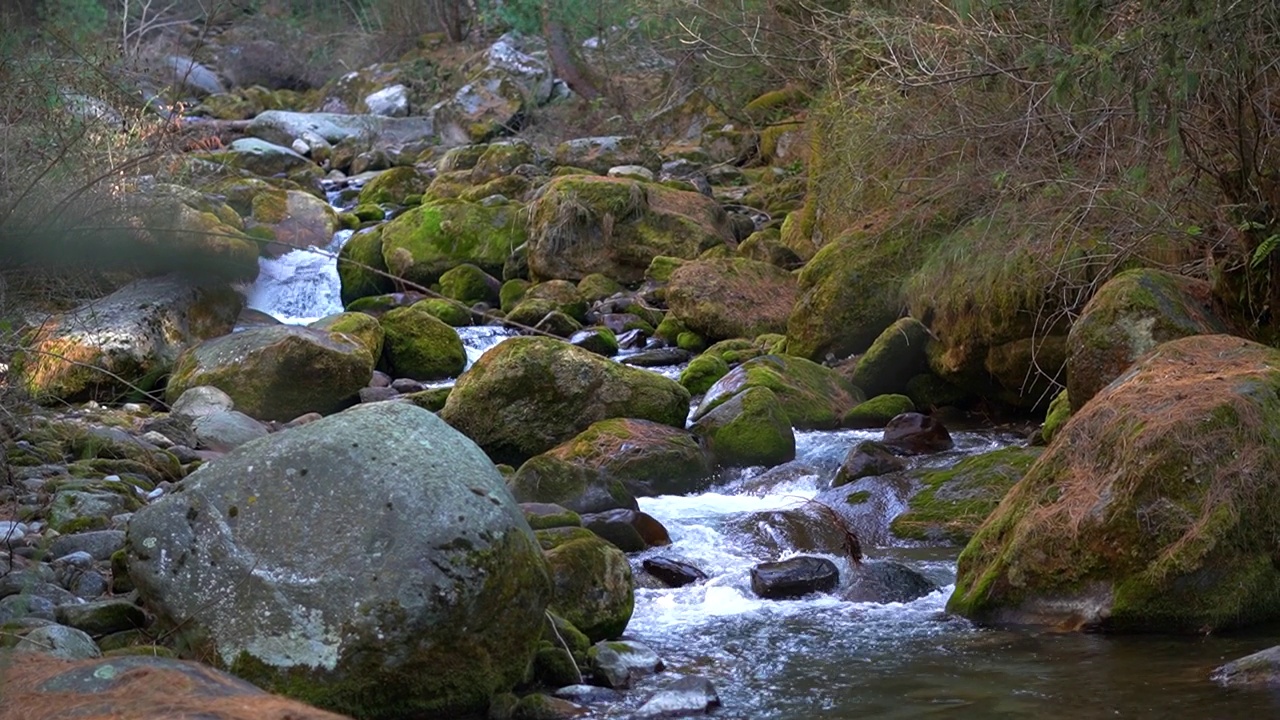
<box><xmin>125</xmin><ymin>402</ymin><xmax>551</xmax><ymax>718</ymax></box>
<box><xmin>16</xmin><ymin>275</ymin><xmax>242</xmax><ymax>403</ymax></box>
<box><xmin>247</xmin><ymin>111</ymin><xmax>436</xmax><ymax>159</ymax></box>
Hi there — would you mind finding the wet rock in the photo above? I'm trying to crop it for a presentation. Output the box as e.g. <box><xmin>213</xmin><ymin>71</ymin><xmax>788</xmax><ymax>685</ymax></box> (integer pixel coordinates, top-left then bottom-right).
<box><xmin>589</xmin><ymin>640</ymin><xmax>664</xmax><ymax>689</ymax></box>
<box><xmin>621</xmin><ymin>348</ymin><xmax>693</xmax><ymax>367</ymax></box>
<box><xmin>126</xmin><ymin>402</ymin><xmax>550</xmax><ymax>718</ymax></box>
<box><xmin>882</xmin><ymin>413</ymin><xmax>954</xmax><ymax>455</ymax></box>
<box><xmin>389</xmin><ymin>377</ymin><xmax>425</xmax><ymax>393</ymax></box>
<box><xmin>841</xmin><ymin>560</ymin><xmax>939</xmax><ymax>604</ymax></box>
<box><xmin>552</xmin><ymin>684</ymin><xmax>625</xmax><ymax>704</ymax></box>
<box><xmin>581</xmin><ymin>509</ymin><xmax>670</xmax><ymax>552</ymax></box>
<box><xmin>833</xmin><ymin>440</ymin><xmax>905</xmax><ymax>486</ymax></box>
<box><xmin>634</xmin><ymin>676</ymin><xmax>722</xmax><ymax>718</ymax></box>
<box><xmin>750</xmin><ymin>556</ymin><xmax>840</xmax><ymax>599</ymax></box>
<box><xmin>1214</xmin><ymin>645</ymin><xmax>1280</xmax><ymax>688</ymax></box>
<box><xmin>522</xmin><ymin>503</ymin><xmax>582</xmax><ymax>530</ymax></box>
<box><xmin>192</xmin><ymin>410</ymin><xmax>271</xmax><ymax>452</ymax></box>
<box><xmin>642</xmin><ymin>558</ymin><xmax>708</xmax><ymax>588</ymax></box>
<box><xmin>694</xmin><ymin>354</ymin><xmax>863</xmax><ymax>430</ymax></box>
<box><xmin>691</xmin><ymin>386</ymin><xmax>795</xmax><ymax>469</ymax></box>
<box><xmin>544</xmin><ymin>535</ymin><xmax>634</xmax><ymax>643</ymax></box>
<box><xmin>0</xmin><ymin>653</ymin><xmax>349</xmax><ymax>719</ymax></box>
<box><xmin>55</xmin><ymin>598</ymin><xmax>147</xmax><ymax>637</ymax></box>
<box><xmin>569</xmin><ymin>328</ymin><xmax>619</xmax><ymax>357</ymax></box>
<box><xmin>510</xmin><ymin>692</ymin><xmax>586</xmax><ymax>720</ymax></box>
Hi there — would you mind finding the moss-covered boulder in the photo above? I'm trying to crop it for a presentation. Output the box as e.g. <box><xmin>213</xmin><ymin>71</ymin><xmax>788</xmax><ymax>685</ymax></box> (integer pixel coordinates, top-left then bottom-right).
<box><xmin>527</xmin><ymin>176</ymin><xmax>732</xmax><ymax>283</ymax></box>
<box><xmin>438</xmin><ymin>263</ymin><xmax>502</xmax><ymax>306</ymax></box>
<box><xmin>337</xmin><ymin>227</ymin><xmax>393</xmax><ymax>306</ymax></box>
<box><xmin>165</xmin><ymin>326</ymin><xmax>374</xmax><ymax>422</ymax></box>
<box><xmin>544</xmin><ymin>536</ymin><xmax>634</xmax><ymax>642</ymax></box>
<box><xmin>511</xmin><ymin>419</ymin><xmax>711</xmax><ymax>508</ymax></box>
<box><xmin>17</xmin><ymin>276</ymin><xmax>241</xmax><ymax>404</ymax></box>
<box><xmin>126</xmin><ymin>402</ymin><xmax>550</xmax><ymax>718</ymax></box>
<box><xmin>127</xmin><ymin>185</ymin><xmax>261</xmax><ymax>281</ymax></box>
<box><xmin>380</xmin><ymin>199</ymin><xmax>527</xmax><ymax>286</ymax></box>
<box><xmin>412</xmin><ymin>298</ymin><xmax>473</xmax><ymax>327</ymax></box>
<box><xmin>691</xmin><ymin>386</ymin><xmax>795</xmax><ymax>468</ymax></box>
<box><xmin>851</xmin><ymin>318</ymin><xmax>931</xmax><ymax>397</ymax></box>
<box><xmin>692</xmin><ymin>354</ymin><xmax>863</xmax><ymax>430</ymax></box>
<box><xmin>510</xmin><ymin>454</ymin><xmax>638</xmax><ymax>514</ymax></box>
<box><xmin>524</xmin><ymin>280</ymin><xmax>588</xmax><ymax>322</ymax></box>
<box><xmin>840</xmin><ymin>394</ymin><xmax>914</xmax><ymax>429</ymax></box>
<box><xmin>471</xmin><ymin>139</ymin><xmax>536</xmax><ymax>183</ymax></box>
<box><xmin>439</xmin><ymin>337</ymin><xmax>691</xmax><ymax>465</ymax></box>
<box><xmin>738</xmin><ymin>228</ymin><xmax>803</xmax><ymax>269</ymax></box>
<box><xmin>577</xmin><ymin>273</ymin><xmax>624</xmax><ymax>303</ymax></box>
<box><xmin>679</xmin><ymin>353</ymin><xmax>730</xmax><ymax>395</ymax></box>
<box><xmin>379</xmin><ymin>306</ymin><xmax>466</xmax><ymax>380</ymax></box>
<box><xmin>309</xmin><ymin>311</ymin><xmax>385</xmax><ymax>360</ymax></box>
<box><xmin>891</xmin><ymin>446</ymin><xmax>1041</xmax><ymax>545</ymax></box>
<box><xmin>949</xmin><ymin>335</ymin><xmax>1280</xmax><ymax>632</ymax></box>
<box><xmin>786</xmin><ymin>227</ymin><xmax>932</xmax><ymax>362</ymax></box>
<box><xmin>1067</xmin><ymin>268</ymin><xmax>1227</xmax><ymax>412</ymax></box>
<box><xmin>357</xmin><ymin>166</ymin><xmax>432</xmax><ymax>206</ymax></box>
<box><xmin>241</xmin><ymin>186</ymin><xmax>340</xmax><ymax>255</ymax></box>
<box><xmin>664</xmin><ymin>257</ymin><xmax>798</xmax><ymax>342</ymax></box>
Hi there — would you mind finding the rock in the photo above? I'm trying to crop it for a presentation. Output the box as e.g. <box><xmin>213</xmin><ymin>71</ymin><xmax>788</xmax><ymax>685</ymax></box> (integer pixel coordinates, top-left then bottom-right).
<box><xmin>0</xmin><ymin>594</ymin><xmax>56</xmax><ymax>623</ymax></box>
<box><xmin>380</xmin><ymin>198</ymin><xmax>527</xmax><ymax>286</ymax></box>
<box><xmin>47</xmin><ymin>530</ymin><xmax>126</xmax><ymax>561</ymax></box>
<box><xmin>522</xmin><ymin>503</ymin><xmax>582</xmax><ymax>530</ymax></box>
<box><xmin>553</xmin><ymin>684</ymin><xmax>624</xmax><ymax>704</ymax></box>
<box><xmin>851</xmin><ymin>318</ymin><xmax>931</xmax><ymax>396</ymax></box>
<box><xmin>608</xmin><ymin>165</ymin><xmax>654</xmax><ymax>181</ymax></box>
<box><xmin>678</xmin><ymin>352</ymin><xmax>730</xmax><ymax>395</ymax></box>
<box><xmin>581</xmin><ymin>509</ymin><xmax>670</xmax><ymax>552</ymax></box>
<box><xmin>208</xmin><ymin>138</ymin><xmax>316</xmax><ymax>177</ymax></box>
<box><xmin>833</xmin><ymin>440</ymin><xmax>906</xmax><ymax>486</ymax></box>
<box><xmin>693</xmin><ymin>354</ymin><xmax>863</xmax><ymax>430</ymax></box>
<box><xmin>121</xmin><ymin>184</ymin><xmax>262</xmax><ymax>282</ymax></box>
<box><xmin>158</xmin><ymin>55</ymin><xmax>224</xmax><ymax>96</ymax></box>
<box><xmin>0</xmin><ymin>653</ymin><xmax>349</xmax><ymax>719</ymax></box>
<box><xmin>840</xmin><ymin>560</ymin><xmax>939</xmax><ymax>604</ymax></box>
<box><xmin>309</xmin><ymin>312</ymin><xmax>385</xmax><ymax>360</ymax></box>
<box><xmin>1067</xmin><ymin>268</ymin><xmax>1227</xmax><ymax>411</ymax></box>
<box><xmin>589</xmin><ymin>640</ymin><xmax>664</xmax><ymax>689</ymax></box>
<box><xmin>690</xmin><ymin>386</ymin><xmax>795</xmax><ymax>468</ymax></box>
<box><xmin>527</xmin><ymin>176</ymin><xmax>732</xmax><ymax>283</ymax></box>
<box><xmin>364</xmin><ymin>84</ymin><xmax>408</xmax><ymax>117</ymax></box>
<box><xmin>544</xmin><ymin>535</ymin><xmax>634</xmax><ymax>643</ymax></box>
<box><xmin>439</xmin><ymin>263</ymin><xmax>502</xmax><ymax>305</ymax></box>
<box><xmin>171</xmin><ymin>385</ymin><xmax>235</xmax><ymax>418</ymax></box>
<box><xmin>55</xmin><ymin>599</ymin><xmax>146</xmax><ymax>637</ymax></box>
<box><xmin>665</xmin><ymin>258</ymin><xmax>798</xmax><ymax>342</ymax></box>
<box><xmin>356</xmin><ymin>166</ymin><xmax>431</xmax><ymax>206</ymax></box>
<box><xmin>12</xmin><ymin>624</ymin><xmax>101</xmax><ymax>659</ymax></box>
<box><xmin>509</xmin><ymin>693</ymin><xmax>585</xmax><ymax>720</ymax></box>
<box><xmin>738</xmin><ymin>228</ymin><xmax>802</xmax><ymax>269</ymax></box>
<box><xmin>191</xmin><ymin>410</ymin><xmax>270</xmax><ymax>452</ymax></box>
<box><xmin>1213</xmin><ymin>646</ymin><xmax>1280</xmax><ymax>688</ymax></box>
<box><xmin>433</xmin><ymin>65</ymin><xmax>529</xmax><ymax>144</ymax></box>
<box><xmin>126</xmin><ymin>402</ymin><xmax>550</xmax><ymax>717</ymax></box>
<box><xmin>948</xmin><ymin>335</ymin><xmax>1280</xmax><ymax>632</ymax></box>
<box><xmin>621</xmin><ymin>348</ymin><xmax>692</xmax><ymax>367</ymax></box>
<box><xmin>840</xmin><ymin>394</ymin><xmax>916</xmax><ymax>429</ymax></box>
<box><xmin>750</xmin><ymin>556</ymin><xmax>840</xmax><ymax>599</ymax></box>
<box><xmin>891</xmin><ymin>445</ymin><xmax>1042</xmax><ymax>544</ymax></box>
<box><xmin>359</xmin><ymin>386</ymin><xmax>398</xmax><ymax>403</ymax></box>
<box><xmin>510</xmin><ymin>456</ymin><xmax>638</xmax><ymax>515</ymax></box>
<box><xmin>882</xmin><ymin>413</ymin><xmax>954</xmax><ymax>455</ymax></box>
<box><xmin>634</xmin><ymin>676</ymin><xmax>721</xmax><ymax>718</ymax></box>
<box><xmin>379</xmin><ymin>306</ymin><xmax>466</xmax><ymax>380</ymax></box>
<box><xmin>247</xmin><ymin>111</ymin><xmax>436</xmax><ymax>159</ymax></box>
<box><xmin>554</xmin><ymin>137</ymin><xmax>660</xmax><ymax>174</ymax></box>
<box><xmin>16</xmin><ymin>276</ymin><xmax>241</xmax><ymax>403</ymax></box>
<box><xmin>568</xmin><ymin>328</ymin><xmax>618</xmax><ymax>357</ymax></box>
<box><xmin>440</xmin><ymin>337</ymin><xmax>690</xmax><ymax>465</ymax></box>
<box><xmin>337</xmin><ymin>227</ymin><xmax>393</xmax><ymax>305</ymax></box>
<box><xmin>642</xmin><ymin>558</ymin><xmax>708</xmax><ymax>588</ymax></box>
<box><xmin>165</xmin><ymin>326</ymin><xmax>374</xmax><ymax>422</ymax></box>
<box><xmin>1040</xmin><ymin>389</ymin><xmax>1071</xmax><ymax>443</ymax></box>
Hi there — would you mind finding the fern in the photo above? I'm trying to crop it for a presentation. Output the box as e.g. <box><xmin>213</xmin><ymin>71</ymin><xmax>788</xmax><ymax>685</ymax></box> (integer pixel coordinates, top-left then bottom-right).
<box><xmin>1250</xmin><ymin>234</ymin><xmax>1280</xmax><ymax>269</ymax></box>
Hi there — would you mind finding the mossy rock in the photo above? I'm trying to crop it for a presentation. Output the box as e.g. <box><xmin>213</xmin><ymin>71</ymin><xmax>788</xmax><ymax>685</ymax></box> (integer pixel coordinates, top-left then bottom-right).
<box><xmin>691</xmin><ymin>386</ymin><xmax>795</xmax><ymax>468</ymax></box>
<box><xmin>522</xmin><ymin>504</ymin><xmax>583</xmax><ymax>531</ymax></box>
<box><xmin>645</xmin><ymin>255</ymin><xmax>686</xmax><ymax>284</ymax></box>
<box><xmin>402</xmin><ymin>386</ymin><xmax>452</xmax><ymax>412</ymax></box>
<box><xmin>890</xmin><ymin>445</ymin><xmax>1041</xmax><ymax>545</ymax></box>
<box><xmin>439</xmin><ymin>337</ymin><xmax>691</xmax><ymax>465</ymax></box>
<box><xmin>459</xmin><ymin>174</ymin><xmax>531</xmax><ymax>203</ymax></box>
<box><xmin>165</xmin><ymin>326</ymin><xmax>374</xmax><ymax>422</ymax></box>
<box><xmin>527</xmin><ymin>176</ymin><xmax>732</xmax><ymax>283</ymax></box>
<box><xmin>505</xmin><ymin>298</ymin><xmax>558</xmax><ymax>328</ymax></box>
<box><xmin>534</xmin><ymin>311</ymin><xmax>582</xmax><ymax>338</ymax></box>
<box><xmin>310</xmin><ymin>311</ymin><xmax>385</xmax><ymax>360</ymax></box>
<box><xmin>949</xmin><ymin>335</ymin><xmax>1280</xmax><ymax>632</ymax></box>
<box><xmin>337</xmin><ymin>227</ymin><xmax>393</xmax><ymax>306</ymax></box>
<box><xmin>423</xmin><ymin>169</ymin><xmax>474</xmax><ymax>201</ymax></box>
<box><xmin>358</xmin><ymin>166</ymin><xmax>432</xmax><ymax>205</ymax></box>
<box><xmin>544</xmin><ymin>536</ymin><xmax>635</xmax><ymax>643</ymax></box>
<box><xmin>471</xmin><ymin>139</ymin><xmax>535</xmax><ymax>183</ymax></box>
<box><xmin>786</xmin><ymin>225</ymin><xmax>938</xmax><ymax>362</ymax></box>
<box><xmin>410</xmin><ymin>298</ymin><xmax>472</xmax><ymax>327</ymax></box>
<box><xmin>499</xmin><ymin>279</ymin><xmax>530</xmax><ymax>313</ymax></box>
<box><xmin>553</xmin><ymin>136</ymin><xmax>659</xmax><ymax>174</ymax></box>
<box><xmin>851</xmin><ymin>317</ymin><xmax>931</xmax><ymax>397</ymax></box>
<box><xmin>693</xmin><ymin>354</ymin><xmax>863</xmax><ymax>430</ymax></box>
<box><xmin>679</xmin><ymin>353</ymin><xmax>730</xmax><ymax>395</ymax></box>
<box><xmin>738</xmin><ymin>228</ymin><xmax>802</xmax><ymax>269</ymax></box>
<box><xmin>654</xmin><ymin>315</ymin><xmax>687</xmax><ymax>344</ymax></box>
<box><xmin>905</xmin><ymin>372</ymin><xmax>973</xmax><ymax>410</ymax></box>
<box><xmin>438</xmin><ymin>144</ymin><xmax>487</xmax><ymax>173</ymax></box>
<box><xmin>703</xmin><ymin>339</ymin><xmax>759</xmax><ymax>365</ymax></box>
<box><xmin>982</xmin><ymin>334</ymin><xmax>1069</xmax><ymax>410</ymax></box>
<box><xmin>676</xmin><ymin>331</ymin><xmax>706</xmax><ymax>353</ymax></box>
<box><xmin>524</xmin><ymin>280</ymin><xmax>587</xmax><ymax>322</ymax></box>
<box><xmin>381</xmin><ymin>198</ymin><xmax>528</xmax><ymax>286</ymax></box>
<box><xmin>438</xmin><ymin>263</ymin><xmax>501</xmax><ymax>305</ymax></box>
<box><xmin>1040</xmin><ymin>389</ymin><xmax>1070</xmax><ymax>443</ymax></box>
<box><xmin>841</xmin><ymin>394</ymin><xmax>915</xmax><ymax>429</ymax></box>
<box><xmin>665</xmin><ymin>257</ymin><xmax>798</xmax><ymax>342</ymax></box>
<box><xmin>379</xmin><ymin>306</ymin><xmax>466</xmax><ymax>381</ymax></box>
<box><xmin>1067</xmin><ymin>268</ymin><xmax>1227</xmax><ymax>412</ymax></box>
<box><xmin>577</xmin><ymin>273</ymin><xmax>624</xmax><ymax>303</ymax></box>
<box><xmin>352</xmin><ymin>204</ymin><xmax>385</xmax><ymax>222</ymax></box>
<box><xmin>568</xmin><ymin>327</ymin><xmax>618</xmax><ymax>357</ymax></box>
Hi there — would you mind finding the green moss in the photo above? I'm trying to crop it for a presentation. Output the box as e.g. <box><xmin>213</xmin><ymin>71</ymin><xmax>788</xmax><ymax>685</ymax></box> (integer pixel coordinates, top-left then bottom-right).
<box><xmin>891</xmin><ymin>446</ymin><xmax>1041</xmax><ymax>545</ymax></box>
<box><xmin>1041</xmin><ymin>389</ymin><xmax>1071</xmax><ymax>443</ymax></box>
<box><xmin>499</xmin><ymin>279</ymin><xmax>530</xmax><ymax>313</ymax></box>
<box><xmin>692</xmin><ymin>385</ymin><xmax>795</xmax><ymax>468</ymax></box>
<box><xmin>311</xmin><ymin>312</ymin><xmax>386</xmax><ymax>360</ymax></box>
<box><xmin>846</xmin><ymin>490</ymin><xmax>872</xmax><ymax>504</ymax></box>
<box><xmin>524</xmin><ymin>281</ymin><xmax>587</xmax><ymax>322</ymax></box>
<box><xmin>544</xmin><ymin>536</ymin><xmax>634</xmax><ymax>642</ymax></box>
<box><xmin>841</xmin><ymin>394</ymin><xmax>915</xmax><ymax>429</ymax></box>
<box><xmin>338</xmin><ymin>227</ymin><xmax>393</xmax><ymax>306</ymax></box>
<box><xmin>353</xmin><ymin>204</ymin><xmax>385</xmax><ymax>222</ymax></box>
<box><xmin>679</xmin><ymin>353</ymin><xmax>730</xmax><ymax>395</ymax></box>
<box><xmin>381</xmin><ymin>199</ymin><xmax>528</xmax><ymax>286</ymax></box>
<box><xmin>577</xmin><ymin>273</ymin><xmax>623</xmax><ymax>302</ymax></box>
<box><xmin>411</xmin><ymin>298</ymin><xmax>473</xmax><ymax>327</ymax></box>
<box><xmin>439</xmin><ymin>263</ymin><xmax>500</xmax><ymax>305</ymax></box>
<box><xmin>677</xmin><ymin>331</ymin><xmax>706</xmax><ymax>353</ymax></box>
<box><xmin>358</xmin><ymin>167</ymin><xmax>431</xmax><ymax>205</ymax></box>
<box><xmin>379</xmin><ymin>306</ymin><xmax>466</xmax><ymax>380</ymax></box>
<box><xmin>646</xmin><ymin>255</ymin><xmax>686</xmax><ymax>283</ymax></box>
<box><xmin>697</xmin><ymin>354</ymin><xmax>864</xmax><ymax>430</ymax></box>
<box><xmin>402</xmin><ymin>387</ymin><xmax>452</xmax><ymax>412</ymax></box>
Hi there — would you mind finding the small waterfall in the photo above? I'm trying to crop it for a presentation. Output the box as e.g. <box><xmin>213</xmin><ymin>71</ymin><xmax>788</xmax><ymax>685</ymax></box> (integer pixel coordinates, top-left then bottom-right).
<box><xmin>243</xmin><ymin>230</ymin><xmax>352</xmax><ymax>324</ymax></box>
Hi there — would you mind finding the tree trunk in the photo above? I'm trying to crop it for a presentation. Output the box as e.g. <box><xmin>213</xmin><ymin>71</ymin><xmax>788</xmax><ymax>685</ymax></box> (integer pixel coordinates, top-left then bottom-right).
<box><xmin>541</xmin><ymin>1</ymin><xmax>603</xmax><ymax>102</ymax></box>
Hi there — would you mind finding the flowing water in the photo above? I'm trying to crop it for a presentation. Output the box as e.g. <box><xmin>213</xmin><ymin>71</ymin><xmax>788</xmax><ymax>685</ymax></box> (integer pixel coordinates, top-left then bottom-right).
<box><xmin>245</xmin><ymin>219</ymin><xmax>1280</xmax><ymax>719</ymax></box>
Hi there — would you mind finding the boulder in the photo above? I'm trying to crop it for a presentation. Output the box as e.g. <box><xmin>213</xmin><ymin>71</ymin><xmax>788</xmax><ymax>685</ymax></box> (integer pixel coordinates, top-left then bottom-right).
<box><xmin>380</xmin><ymin>199</ymin><xmax>527</xmax><ymax>286</ymax></box>
<box><xmin>309</xmin><ymin>312</ymin><xmax>385</xmax><ymax>360</ymax></box>
<box><xmin>840</xmin><ymin>561</ymin><xmax>939</xmax><ymax>604</ymax></box>
<box><xmin>440</xmin><ymin>337</ymin><xmax>690</xmax><ymax>465</ymax></box>
<box><xmin>840</xmin><ymin>394</ymin><xmax>915</xmax><ymax>429</ymax></box>
<box><xmin>750</xmin><ymin>556</ymin><xmax>840</xmax><ymax>599</ymax></box>
<box><xmin>336</xmin><ymin>227</ymin><xmax>392</xmax><ymax>306</ymax></box>
<box><xmin>122</xmin><ymin>184</ymin><xmax>261</xmax><ymax>281</ymax></box>
<box><xmin>356</xmin><ymin>166</ymin><xmax>431</xmax><ymax>206</ymax></box>
<box><xmin>1067</xmin><ymin>268</ymin><xmax>1227</xmax><ymax>411</ymax></box>
<box><xmin>433</xmin><ymin>65</ymin><xmax>531</xmax><ymax>145</ymax></box>
<box><xmin>544</xmin><ymin>535</ymin><xmax>634</xmax><ymax>642</ymax></box>
<box><xmin>378</xmin><ymin>306</ymin><xmax>466</xmax><ymax>380</ymax></box>
<box><xmin>693</xmin><ymin>354</ymin><xmax>863</xmax><ymax>430</ymax></box>
<box><xmin>171</xmin><ymin>385</ymin><xmax>236</xmax><ymax>418</ymax></box>
<box><xmin>17</xmin><ymin>275</ymin><xmax>241</xmax><ymax>403</ymax></box>
<box><xmin>553</xmin><ymin>136</ymin><xmax>660</xmax><ymax>174</ymax></box>
<box><xmin>850</xmin><ymin>317</ymin><xmax>931</xmax><ymax>397</ymax></box>
<box><xmin>364</xmin><ymin>84</ymin><xmax>408</xmax><ymax>117</ymax></box>
<box><xmin>206</xmin><ymin>138</ymin><xmax>316</xmax><ymax>177</ymax></box>
<box><xmin>126</xmin><ymin>402</ymin><xmax>550</xmax><ymax>717</ymax></box>
<box><xmin>949</xmin><ymin>335</ymin><xmax>1280</xmax><ymax>632</ymax></box>
<box><xmin>833</xmin><ymin>440</ymin><xmax>905</xmax><ymax>487</ymax></box>
<box><xmin>582</xmin><ymin>509</ymin><xmax>671</xmax><ymax>552</ymax></box>
<box><xmin>678</xmin><ymin>352</ymin><xmax>730</xmax><ymax>395</ymax></box>
<box><xmin>165</xmin><ymin>326</ymin><xmax>374</xmax><ymax>422</ymax></box>
<box><xmin>690</xmin><ymin>386</ymin><xmax>795</xmax><ymax>468</ymax></box>
<box><xmin>589</xmin><ymin>640</ymin><xmax>664</xmax><ymax>689</ymax></box>
<box><xmin>881</xmin><ymin>413</ymin><xmax>953</xmax><ymax>455</ymax></box>
<box><xmin>438</xmin><ymin>263</ymin><xmax>502</xmax><ymax>306</ymax></box>
<box><xmin>527</xmin><ymin>176</ymin><xmax>732</xmax><ymax>283</ymax></box>
<box><xmin>642</xmin><ymin>558</ymin><xmax>708</xmax><ymax>588</ymax></box>
<box><xmin>192</xmin><ymin>410</ymin><xmax>270</xmax><ymax>452</ymax></box>
<box><xmin>247</xmin><ymin>111</ymin><xmax>436</xmax><ymax>159</ymax></box>
<box><xmin>634</xmin><ymin>676</ymin><xmax>721</xmax><ymax>718</ymax></box>
<box><xmin>1213</xmin><ymin>646</ymin><xmax>1280</xmax><ymax>688</ymax></box>
<box><xmin>0</xmin><ymin>651</ymin><xmax>350</xmax><ymax>719</ymax></box>
<box><xmin>891</xmin><ymin>445</ymin><xmax>1041</xmax><ymax>544</ymax></box>
<box><xmin>664</xmin><ymin>258</ymin><xmax>798</xmax><ymax>342</ymax></box>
